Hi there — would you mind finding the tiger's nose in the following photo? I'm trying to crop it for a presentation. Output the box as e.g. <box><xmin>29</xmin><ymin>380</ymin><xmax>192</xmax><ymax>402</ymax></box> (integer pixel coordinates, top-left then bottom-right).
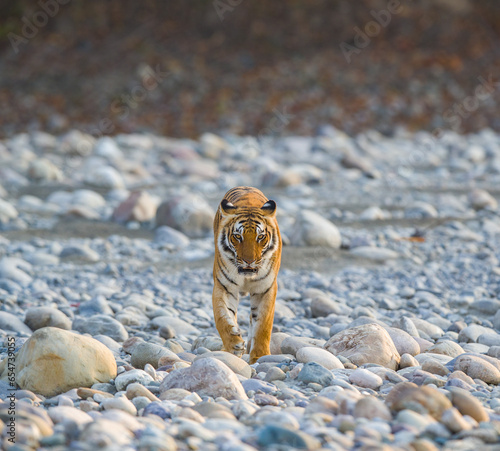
<box><xmin>242</xmin><ymin>258</ymin><xmax>255</xmax><ymax>265</ymax></box>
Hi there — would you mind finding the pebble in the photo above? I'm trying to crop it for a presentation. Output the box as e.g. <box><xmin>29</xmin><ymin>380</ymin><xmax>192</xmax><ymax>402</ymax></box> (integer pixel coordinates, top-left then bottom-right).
<box><xmin>155</xmin><ymin>193</ymin><xmax>214</xmax><ymax>238</ymax></box>
<box><xmin>349</xmin><ymin>246</ymin><xmax>399</xmax><ymax>261</ymax></box>
<box><xmin>348</xmin><ymin>368</ymin><xmax>383</xmax><ymax>389</ymax></box>
<box><xmin>296</xmin><ymin>347</ymin><xmax>344</xmax><ymax>370</ymax></box>
<box><xmin>354</xmin><ymin>396</ymin><xmax>392</xmax><ymax>420</ymax></box>
<box><xmin>60</xmin><ymin>244</ymin><xmax>100</xmax><ymax>262</ymax></box>
<box><xmin>310</xmin><ymin>295</ymin><xmax>343</xmax><ymax>317</ymax></box>
<box><xmin>265</xmin><ymin>366</ymin><xmax>286</xmax><ymax>382</ymax></box>
<box><xmin>80</xmin><ymin>418</ymin><xmax>134</xmax><ymax>447</ymax></box>
<box><xmin>194</xmin><ymin>351</ymin><xmax>252</xmax><ymax>378</ymax></box>
<box><xmin>73</xmin><ymin>314</ymin><xmax>129</xmax><ymax>342</ymax></box>
<box><xmin>114</xmin><ymin>369</ymin><xmax>155</xmax><ymax>391</ymax></box>
<box><xmin>422</xmin><ymin>360</ymin><xmax>450</xmax><ymax>376</ymax></box>
<box><xmin>404</xmin><ymin>201</ymin><xmax>438</xmax><ymax>219</ymax></box>
<box><xmin>468</xmin><ymin>188</ymin><xmax>498</xmax><ymax>210</ymax></box>
<box><xmin>325</xmin><ymin>323</ymin><xmax>400</xmax><ymax>370</ymax></box>
<box><xmin>0</xmin><ymin>311</ymin><xmax>33</xmax><ymax>335</ymax></box>
<box><xmin>0</xmin><ymin>198</ymin><xmax>18</xmax><ymax>223</ymax></box>
<box><xmin>291</xmin><ymin>210</ymin><xmax>341</xmax><ymax>248</ymax></box>
<box><xmin>130</xmin><ymin>341</ymin><xmax>180</xmax><ymax>369</ymax></box>
<box><xmin>281</xmin><ymin>336</ymin><xmax>326</xmax><ymax>356</ymax></box>
<box><xmin>101</xmin><ymin>395</ymin><xmax>138</xmax><ymax>416</ymax></box>
<box><xmin>24</xmin><ymin>307</ymin><xmax>72</xmax><ymax>331</ymax></box>
<box><xmin>426</xmin><ymin>340</ymin><xmax>465</xmax><ymax>358</ymax></box>
<box><xmin>386</xmin><ymin>326</ymin><xmax>420</xmax><ymax>356</ymax></box>
<box><xmin>48</xmin><ymin>406</ymin><xmax>93</xmax><ymax>426</ymax></box>
<box><xmin>160</xmin><ymin>357</ymin><xmax>247</xmax><ymax>400</ymax></box>
<box><xmin>257</xmin><ymin>424</ymin><xmax>321</xmax><ymax>450</ymax></box>
<box><xmin>447</xmin><ymin>387</ymin><xmax>489</xmax><ymax>423</ymax></box>
<box><xmin>0</xmin><ymin>257</ymin><xmax>32</xmax><ymax>287</ymax></box>
<box><xmin>150</xmin><ymin>316</ymin><xmax>199</xmax><ymax>336</ymax></box>
<box><xmin>386</xmin><ymin>382</ymin><xmax>452</xmax><ymax>420</ymax></box>
<box><xmin>297</xmin><ymin>362</ymin><xmax>334</xmax><ymax>386</ymax></box>
<box><xmin>112</xmin><ymin>191</ymin><xmax>158</xmax><ymax>223</ymax></box>
<box><xmin>452</xmin><ymin>354</ymin><xmax>500</xmax><ymax>384</ymax></box>
<box><xmin>154</xmin><ymin>225</ymin><xmax>190</xmax><ymax>248</ymax></box>
<box><xmin>241</xmin><ymin>379</ymin><xmax>276</xmax><ymax>394</ymax></box>
<box><xmin>84</xmin><ymin>165</ymin><xmax>126</xmax><ymax>189</ymax></box>
<box><xmin>458</xmin><ymin>324</ymin><xmax>494</xmax><ymax>343</ymax></box>
<box><xmin>2</xmin><ymin>327</ymin><xmax>116</xmax><ymax>397</ymax></box>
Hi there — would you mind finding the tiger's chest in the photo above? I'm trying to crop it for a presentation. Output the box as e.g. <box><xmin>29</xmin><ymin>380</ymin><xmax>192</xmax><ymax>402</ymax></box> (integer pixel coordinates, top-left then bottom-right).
<box><xmin>220</xmin><ymin>250</ymin><xmax>277</xmax><ymax>292</ymax></box>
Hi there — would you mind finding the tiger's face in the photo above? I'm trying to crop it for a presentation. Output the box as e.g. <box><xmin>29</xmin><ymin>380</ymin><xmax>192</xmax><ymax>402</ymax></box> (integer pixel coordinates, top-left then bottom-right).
<box><xmin>219</xmin><ymin>199</ymin><xmax>278</xmax><ymax>276</ymax></box>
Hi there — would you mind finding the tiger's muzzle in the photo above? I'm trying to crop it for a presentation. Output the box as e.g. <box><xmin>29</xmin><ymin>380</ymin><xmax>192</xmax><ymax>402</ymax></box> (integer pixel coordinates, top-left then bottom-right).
<box><xmin>238</xmin><ymin>266</ymin><xmax>258</xmax><ymax>275</ymax></box>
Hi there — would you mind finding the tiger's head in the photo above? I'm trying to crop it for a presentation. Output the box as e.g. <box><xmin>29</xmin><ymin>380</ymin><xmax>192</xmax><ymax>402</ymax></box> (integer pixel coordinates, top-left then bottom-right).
<box><xmin>219</xmin><ymin>198</ymin><xmax>279</xmax><ymax>276</ymax></box>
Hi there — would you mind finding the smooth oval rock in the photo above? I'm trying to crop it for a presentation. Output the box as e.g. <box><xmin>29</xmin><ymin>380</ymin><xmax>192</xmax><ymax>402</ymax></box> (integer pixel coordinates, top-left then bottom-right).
<box><xmin>386</xmin><ymin>326</ymin><xmax>420</xmax><ymax>357</ymax></box>
<box><xmin>348</xmin><ymin>368</ymin><xmax>383</xmax><ymax>390</ymax></box>
<box><xmin>154</xmin><ymin>225</ymin><xmax>190</xmax><ymax>248</ymax></box>
<box><xmin>112</xmin><ymin>191</ymin><xmax>158</xmax><ymax>223</ymax></box>
<box><xmin>257</xmin><ymin>424</ymin><xmax>321</xmax><ymax>450</ymax></box>
<box><xmin>354</xmin><ymin>396</ymin><xmax>392</xmax><ymax>421</ymax></box>
<box><xmin>48</xmin><ymin>406</ymin><xmax>93</xmax><ymax>426</ymax></box>
<box><xmin>453</xmin><ymin>354</ymin><xmax>500</xmax><ymax>385</ymax></box>
<box><xmin>291</xmin><ymin>210</ymin><xmax>341</xmax><ymax>248</ymax></box>
<box><xmin>385</xmin><ymin>382</ymin><xmax>452</xmax><ymax>420</ymax></box>
<box><xmin>194</xmin><ymin>351</ymin><xmax>252</xmax><ymax>378</ymax></box>
<box><xmin>73</xmin><ymin>314</ymin><xmax>129</xmax><ymax>342</ymax></box>
<box><xmin>281</xmin><ymin>336</ymin><xmax>326</xmax><ymax>357</ymax></box>
<box><xmin>0</xmin><ymin>327</ymin><xmax>116</xmax><ymax>397</ymax></box>
<box><xmin>310</xmin><ymin>296</ymin><xmax>343</xmax><ymax>317</ymax></box>
<box><xmin>101</xmin><ymin>395</ymin><xmax>138</xmax><ymax>416</ymax></box>
<box><xmin>297</xmin><ymin>362</ymin><xmax>334</xmax><ymax>386</ymax></box>
<box><xmin>426</xmin><ymin>340</ymin><xmax>465</xmax><ymax>358</ymax></box>
<box><xmin>0</xmin><ymin>310</ymin><xmax>33</xmax><ymax>335</ymax></box>
<box><xmin>160</xmin><ymin>357</ymin><xmax>247</xmax><ymax>400</ymax></box>
<box><xmin>324</xmin><ymin>323</ymin><xmax>400</xmax><ymax>370</ymax></box>
<box><xmin>114</xmin><ymin>369</ymin><xmax>155</xmax><ymax>392</ymax></box>
<box><xmin>130</xmin><ymin>341</ymin><xmax>180</xmax><ymax>369</ymax></box>
<box><xmin>296</xmin><ymin>347</ymin><xmax>344</xmax><ymax>370</ymax></box>
<box><xmin>0</xmin><ymin>257</ymin><xmax>32</xmax><ymax>287</ymax></box>
<box><xmin>447</xmin><ymin>387</ymin><xmax>489</xmax><ymax>423</ymax></box>
<box><xmin>24</xmin><ymin>307</ymin><xmax>71</xmax><ymax>331</ymax></box>
<box><xmin>155</xmin><ymin>194</ymin><xmax>214</xmax><ymax>238</ymax></box>
<box><xmin>149</xmin><ymin>316</ymin><xmax>199</xmax><ymax>336</ymax></box>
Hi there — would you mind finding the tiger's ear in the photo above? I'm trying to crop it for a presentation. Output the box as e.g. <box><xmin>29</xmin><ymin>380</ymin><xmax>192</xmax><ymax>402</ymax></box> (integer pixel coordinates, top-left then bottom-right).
<box><xmin>261</xmin><ymin>199</ymin><xmax>277</xmax><ymax>216</ymax></box>
<box><xmin>220</xmin><ymin>199</ymin><xmax>238</xmax><ymax>215</ymax></box>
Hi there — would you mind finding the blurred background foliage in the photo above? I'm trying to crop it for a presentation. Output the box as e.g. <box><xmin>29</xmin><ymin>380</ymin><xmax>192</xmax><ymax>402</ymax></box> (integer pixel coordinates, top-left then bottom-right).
<box><xmin>1</xmin><ymin>0</ymin><xmax>500</xmax><ymax>138</ymax></box>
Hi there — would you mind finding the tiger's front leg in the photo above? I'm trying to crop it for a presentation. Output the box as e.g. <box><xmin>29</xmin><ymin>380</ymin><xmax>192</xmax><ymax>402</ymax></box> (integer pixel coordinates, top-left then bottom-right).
<box><xmin>212</xmin><ymin>281</ymin><xmax>245</xmax><ymax>357</ymax></box>
<box><xmin>247</xmin><ymin>279</ymin><xmax>277</xmax><ymax>364</ymax></box>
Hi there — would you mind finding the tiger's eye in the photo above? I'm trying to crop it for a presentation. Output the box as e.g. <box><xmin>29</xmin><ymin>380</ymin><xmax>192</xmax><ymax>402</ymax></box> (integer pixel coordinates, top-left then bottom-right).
<box><xmin>258</xmin><ymin>234</ymin><xmax>266</xmax><ymax>241</ymax></box>
<box><xmin>233</xmin><ymin>234</ymin><xmax>242</xmax><ymax>242</ymax></box>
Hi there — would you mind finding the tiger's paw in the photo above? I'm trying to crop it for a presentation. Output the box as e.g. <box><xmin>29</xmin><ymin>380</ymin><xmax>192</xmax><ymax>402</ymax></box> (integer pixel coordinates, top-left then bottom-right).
<box><xmin>223</xmin><ymin>336</ymin><xmax>245</xmax><ymax>357</ymax></box>
<box><xmin>230</xmin><ymin>326</ymin><xmax>242</xmax><ymax>336</ymax></box>
<box><xmin>249</xmin><ymin>348</ymin><xmax>271</xmax><ymax>364</ymax></box>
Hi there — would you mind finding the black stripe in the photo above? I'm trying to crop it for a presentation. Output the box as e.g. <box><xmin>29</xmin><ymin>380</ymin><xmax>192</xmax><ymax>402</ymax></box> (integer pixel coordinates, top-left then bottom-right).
<box><xmin>216</xmin><ymin>275</ymin><xmax>231</xmax><ymax>294</ymax></box>
<box><xmin>253</xmin><ymin>266</ymin><xmax>272</xmax><ymax>282</ymax></box>
<box><xmin>215</xmin><ymin>276</ymin><xmax>238</xmax><ymax>299</ymax></box>
<box><xmin>217</xmin><ymin>259</ymin><xmax>237</xmax><ymax>286</ymax></box>
<box><xmin>219</xmin><ymin>231</ymin><xmax>232</xmax><ymax>254</ymax></box>
<box><xmin>259</xmin><ymin>284</ymin><xmax>273</xmax><ymax>296</ymax></box>
<box><xmin>228</xmin><ymin>307</ymin><xmax>236</xmax><ymax>316</ymax></box>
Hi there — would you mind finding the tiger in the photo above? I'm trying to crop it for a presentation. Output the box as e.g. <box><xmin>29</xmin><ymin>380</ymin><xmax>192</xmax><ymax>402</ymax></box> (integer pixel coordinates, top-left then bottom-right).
<box><xmin>212</xmin><ymin>186</ymin><xmax>282</xmax><ymax>364</ymax></box>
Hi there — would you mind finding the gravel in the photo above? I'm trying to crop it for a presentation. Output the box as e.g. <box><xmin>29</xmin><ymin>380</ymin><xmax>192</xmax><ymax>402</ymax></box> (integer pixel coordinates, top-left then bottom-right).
<box><xmin>1</xmin><ymin>129</ymin><xmax>500</xmax><ymax>449</ymax></box>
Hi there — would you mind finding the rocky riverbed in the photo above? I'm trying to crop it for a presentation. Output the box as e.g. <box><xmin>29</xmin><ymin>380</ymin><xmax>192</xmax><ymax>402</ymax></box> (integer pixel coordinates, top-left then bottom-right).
<box><xmin>1</xmin><ymin>128</ymin><xmax>500</xmax><ymax>450</ymax></box>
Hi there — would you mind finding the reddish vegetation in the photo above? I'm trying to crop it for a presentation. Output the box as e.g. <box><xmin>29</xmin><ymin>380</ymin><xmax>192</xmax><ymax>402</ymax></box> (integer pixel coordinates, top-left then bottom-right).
<box><xmin>1</xmin><ymin>1</ymin><xmax>500</xmax><ymax>138</ymax></box>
